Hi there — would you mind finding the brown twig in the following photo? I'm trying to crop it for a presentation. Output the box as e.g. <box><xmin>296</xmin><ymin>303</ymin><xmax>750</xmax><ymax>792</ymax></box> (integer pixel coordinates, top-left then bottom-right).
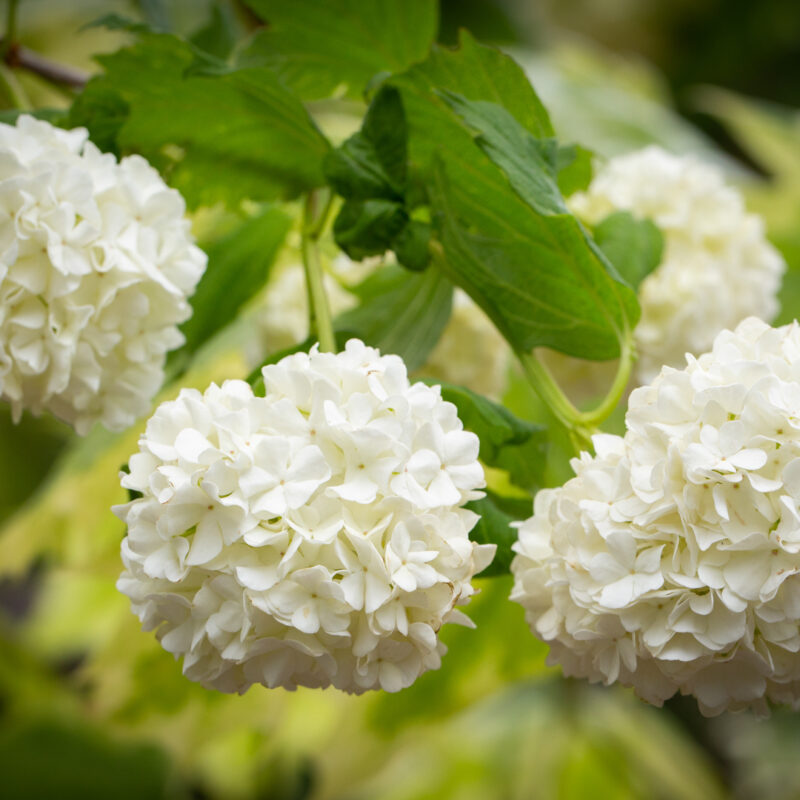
<box><xmin>4</xmin><ymin>42</ymin><xmax>89</xmax><ymax>89</ymax></box>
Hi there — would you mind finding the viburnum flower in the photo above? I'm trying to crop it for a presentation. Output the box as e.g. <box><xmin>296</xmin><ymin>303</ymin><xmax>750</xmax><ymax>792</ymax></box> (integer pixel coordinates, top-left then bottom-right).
<box><xmin>115</xmin><ymin>339</ymin><xmax>493</xmax><ymax>694</ymax></box>
<box><xmin>511</xmin><ymin>318</ymin><xmax>800</xmax><ymax>716</ymax></box>
<box><xmin>0</xmin><ymin>115</ymin><xmax>206</xmax><ymax>433</ymax></box>
<box><xmin>569</xmin><ymin>146</ymin><xmax>785</xmax><ymax>382</ymax></box>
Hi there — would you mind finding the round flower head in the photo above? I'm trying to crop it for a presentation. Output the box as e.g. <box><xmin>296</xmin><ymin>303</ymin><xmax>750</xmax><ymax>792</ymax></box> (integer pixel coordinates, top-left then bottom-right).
<box><xmin>0</xmin><ymin>115</ymin><xmax>206</xmax><ymax>433</ymax></box>
<box><xmin>512</xmin><ymin>318</ymin><xmax>800</xmax><ymax>716</ymax></box>
<box><xmin>569</xmin><ymin>146</ymin><xmax>785</xmax><ymax>382</ymax></box>
<box><xmin>115</xmin><ymin>339</ymin><xmax>493</xmax><ymax>693</ymax></box>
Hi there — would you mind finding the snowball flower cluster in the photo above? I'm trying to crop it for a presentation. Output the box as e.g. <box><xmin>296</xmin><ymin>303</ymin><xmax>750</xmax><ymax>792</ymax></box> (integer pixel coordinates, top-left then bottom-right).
<box><xmin>512</xmin><ymin>318</ymin><xmax>800</xmax><ymax>715</ymax></box>
<box><xmin>116</xmin><ymin>339</ymin><xmax>493</xmax><ymax>693</ymax></box>
<box><xmin>0</xmin><ymin>115</ymin><xmax>206</xmax><ymax>433</ymax></box>
<box><xmin>570</xmin><ymin>146</ymin><xmax>784</xmax><ymax>382</ymax></box>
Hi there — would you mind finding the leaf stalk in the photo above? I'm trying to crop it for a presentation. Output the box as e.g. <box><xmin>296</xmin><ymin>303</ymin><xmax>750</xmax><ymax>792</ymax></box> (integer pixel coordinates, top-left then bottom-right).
<box><xmin>301</xmin><ymin>190</ymin><xmax>336</xmax><ymax>353</ymax></box>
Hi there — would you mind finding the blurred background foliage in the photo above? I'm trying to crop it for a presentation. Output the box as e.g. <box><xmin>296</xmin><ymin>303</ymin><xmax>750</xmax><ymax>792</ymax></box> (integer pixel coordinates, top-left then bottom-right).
<box><xmin>2</xmin><ymin>0</ymin><xmax>800</xmax><ymax>798</ymax></box>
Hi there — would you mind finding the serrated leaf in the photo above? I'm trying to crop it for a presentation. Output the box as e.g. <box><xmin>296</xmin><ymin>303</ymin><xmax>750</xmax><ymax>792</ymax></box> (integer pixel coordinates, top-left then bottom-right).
<box><xmin>593</xmin><ymin>211</ymin><xmax>663</xmax><ymax>291</ymax></box>
<box><xmin>466</xmin><ymin>492</ymin><xmax>531</xmax><ymax>576</ymax></box>
<box><xmin>333</xmin><ymin>199</ymin><xmax>408</xmax><ymax>260</ymax></box>
<box><xmin>336</xmin><ymin>263</ymin><xmax>452</xmax><ymax>370</ymax></box>
<box><xmin>389</xmin><ymin>33</ymin><xmax>638</xmax><ymax>360</ymax></box>
<box><xmin>169</xmin><ymin>206</ymin><xmax>291</xmax><ymax>375</ymax></box>
<box><xmin>391</xmin><ymin>48</ymin><xmax>638</xmax><ymax>360</ymax></box>
<box><xmin>240</xmin><ymin>0</ymin><xmax>438</xmax><ymax>100</ymax></box>
<box><xmin>70</xmin><ymin>32</ymin><xmax>330</xmax><ymax>209</ymax></box>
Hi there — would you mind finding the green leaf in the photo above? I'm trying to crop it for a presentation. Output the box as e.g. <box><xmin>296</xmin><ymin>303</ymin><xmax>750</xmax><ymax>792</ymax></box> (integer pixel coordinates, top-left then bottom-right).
<box><xmin>190</xmin><ymin>1</ymin><xmax>238</xmax><ymax>60</ymax></box>
<box><xmin>466</xmin><ymin>491</ymin><xmax>531</xmax><ymax>576</ymax></box>
<box><xmin>556</xmin><ymin>143</ymin><xmax>594</xmax><ymax>196</ymax></box>
<box><xmin>169</xmin><ymin>206</ymin><xmax>291</xmax><ymax>374</ymax></box>
<box><xmin>67</xmin><ymin>86</ymin><xmax>129</xmax><ymax>155</ymax></box>
<box><xmin>493</xmin><ymin>434</ymin><xmax>549</xmax><ymax>494</ymax></box>
<box><xmin>70</xmin><ymin>32</ymin><xmax>330</xmax><ymax>209</ymax></box>
<box><xmin>333</xmin><ymin>199</ymin><xmax>408</xmax><ymax>260</ymax></box>
<box><xmin>362</xmin><ymin>86</ymin><xmax>408</xmax><ymax>187</ymax></box>
<box><xmin>593</xmin><ymin>211</ymin><xmax>664</xmax><ymax>291</ymax></box>
<box><xmin>437</xmin><ymin>90</ymin><xmax>567</xmax><ymax>215</ymax></box>
<box><xmin>240</xmin><ymin>0</ymin><xmax>439</xmax><ymax>100</ymax></box>
<box><xmin>393</xmin><ymin>219</ymin><xmax>432</xmax><ymax>271</ymax></box>
<box><xmin>388</xmin><ymin>33</ymin><xmax>638</xmax><ymax>360</ymax></box>
<box><xmin>324</xmin><ymin>86</ymin><xmax>407</xmax><ymax>201</ymax></box>
<box><xmin>336</xmin><ymin>263</ymin><xmax>452</xmax><ymax>370</ymax></box>
<box><xmin>429</xmin><ymin>155</ymin><xmax>637</xmax><ymax>360</ymax></box>
<box><xmin>390</xmin><ymin>30</ymin><xmax>554</xmax><ymax>165</ymax></box>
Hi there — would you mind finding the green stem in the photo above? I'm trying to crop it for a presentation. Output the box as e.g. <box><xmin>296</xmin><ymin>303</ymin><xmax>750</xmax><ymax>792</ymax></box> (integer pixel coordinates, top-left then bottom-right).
<box><xmin>301</xmin><ymin>190</ymin><xmax>336</xmax><ymax>353</ymax></box>
<box><xmin>1</xmin><ymin>0</ymin><xmax>19</xmax><ymax>60</ymax></box>
<box><xmin>517</xmin><ymin>336</ymin><xmax>634</xmax><ymax>453</ymax></box>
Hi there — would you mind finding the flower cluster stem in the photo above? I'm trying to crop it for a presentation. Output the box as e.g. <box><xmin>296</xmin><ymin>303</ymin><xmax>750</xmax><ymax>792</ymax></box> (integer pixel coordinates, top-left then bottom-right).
<box><xmin>517</xmin><ymin>335</ymin><xmax>634</xmax><ymax>453</ymax></box>
<box><xmin>301</xmin><ymin>190</ymin><xmax>336</xmax><ymax>353</ymax></box>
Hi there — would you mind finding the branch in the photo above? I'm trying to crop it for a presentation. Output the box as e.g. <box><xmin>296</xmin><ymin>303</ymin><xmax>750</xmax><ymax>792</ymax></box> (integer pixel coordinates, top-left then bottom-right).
<box><xmin>5</xmin><ymin>43</ymin><xmax>89</xmax><ymax>89</ymax></box>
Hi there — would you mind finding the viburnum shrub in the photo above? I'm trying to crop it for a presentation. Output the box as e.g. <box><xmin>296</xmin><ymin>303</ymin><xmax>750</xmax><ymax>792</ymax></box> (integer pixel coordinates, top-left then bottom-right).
<box><xmin>4</xmin><ymin>0</ymin><xmax>798</xmax><ymax>715</ymax></box>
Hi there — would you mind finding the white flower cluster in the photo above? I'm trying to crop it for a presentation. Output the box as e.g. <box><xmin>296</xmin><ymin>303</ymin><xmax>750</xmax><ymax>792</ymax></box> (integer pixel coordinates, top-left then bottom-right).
<box><xmin>116</xmin><ymin>339</ymin><xmax>493</xmax><ymax>694</ymax></box>
<box><xmin>0</xmin><ymin>115</ymin><xmax>206</xmax><ymax>433</ymax></box>
<box><xmin>512</xmin><ymin>318</ymin><xmax>800</xmax><ymax>715</ymax></box>
<box><xmin>570</xmin><ymin>146</ymin><xmax>785</xmax><ymax>382</ymax></box>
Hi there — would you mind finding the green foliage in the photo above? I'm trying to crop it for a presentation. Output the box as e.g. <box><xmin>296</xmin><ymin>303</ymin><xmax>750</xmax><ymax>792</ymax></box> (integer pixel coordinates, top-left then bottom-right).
<box><xmin>432</xmin><ymin>90</ymin><xmax>639</xmax><ymax>359</ymax></box>
<box><xmin>556</xmin><ymin>143</ymin><xmax>594</xmax><ymax>196</ymax></box>
<box><xmin>381</xmin><ymin>32</ymin><xmax>638</xmax><ymax>360</ymax></box>
<box><xmin>325</xmin><ymin>86</ymin><xmax>407</xmax><ymax>201</ymax></box>
<box><xmin>593</xmin><ymin>211</ymin><xmax>664</xmax><ymax>291</ymax></box>
<box><xmin>169</xmin><ymin>207</ymin><xmax>292</xmax><ymax>375</ymax></box>
<box><xmin>336</xmin><ymin>262</ymin><xmax>453</xmax><ymax>370</ymax></box>
<box><xmin>240</xmin><ymin>0</ymin><xmax>439</xmax><ymax>100</ymax></box>
<box><xmin>69</xmin><ymin>31</ymin><xmax>330</xmax><ymax>208</ymax></box>
<box><xmin>332</xmin><ymin>198</ymin><xmax>407</xmax><ymax>259</ymax></box>
<box><xmin>0</xmin><ymin>719</ymin><xmax>173</xmax><ymax>800</ymax></box>
<box><xmin>326</xmin><ymin>86</ymin><xmax>433</xmax><ymax>270</ymax></box>
<box><xmin>466</xmin><ymin>492</ymin><xmax>532</xmax><ymax>576</ymax></box>
<box><xmin>189</xmin><ymin>1</ymin><xmax>239</xmax><ymax>60</ymax></box>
